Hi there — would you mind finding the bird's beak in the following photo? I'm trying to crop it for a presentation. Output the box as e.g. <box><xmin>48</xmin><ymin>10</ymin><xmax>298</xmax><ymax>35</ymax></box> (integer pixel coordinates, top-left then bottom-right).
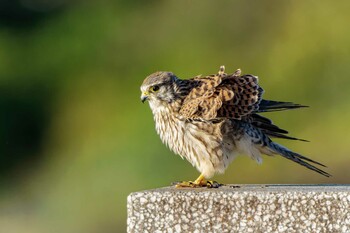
<box><xmin>141</xmin><ymin>92</ymin><xmax>149</xmax><ymax>103</ymax></box>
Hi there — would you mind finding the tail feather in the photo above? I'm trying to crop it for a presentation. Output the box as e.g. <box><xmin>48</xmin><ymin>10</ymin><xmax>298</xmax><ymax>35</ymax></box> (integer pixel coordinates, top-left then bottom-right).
<box><xmin>266</xmin><ymin>132</ymin><xmax>309</xmax><ymax>142</ymax></box>
<box><xmin>258</xmin><ymin>100</ymin><xmax>308</xmax><ymax>113</ymax></box>
<box><xmin>269</xmin><ymin>142</ymin><xmax>331</xmax><ymax>177</ymax></box>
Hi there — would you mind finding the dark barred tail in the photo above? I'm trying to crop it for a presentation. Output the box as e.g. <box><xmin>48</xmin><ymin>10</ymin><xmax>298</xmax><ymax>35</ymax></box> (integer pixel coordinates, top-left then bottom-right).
<box><xmin>269</xmin><ymin>142</ymin><xmax>331</xmax><ymax>177</ymax></box>
<box><xmin>258</xmin><ymin>100</ymin><xmax>308</xmax><ymax>113</ymax></box>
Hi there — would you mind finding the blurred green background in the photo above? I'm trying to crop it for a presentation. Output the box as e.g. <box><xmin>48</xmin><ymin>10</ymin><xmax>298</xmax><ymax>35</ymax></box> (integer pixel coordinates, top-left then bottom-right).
<box><xmin>0</xmin><ymin>0</ymin><xmax>349</xmax><ymax>232</ymax></box>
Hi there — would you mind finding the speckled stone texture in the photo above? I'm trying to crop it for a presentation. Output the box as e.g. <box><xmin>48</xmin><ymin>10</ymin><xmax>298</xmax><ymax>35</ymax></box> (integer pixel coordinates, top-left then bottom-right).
<box><xmin>127</xmin><ymin>185</ymin><xmax>350</xmax><ymax>233</ymax></box>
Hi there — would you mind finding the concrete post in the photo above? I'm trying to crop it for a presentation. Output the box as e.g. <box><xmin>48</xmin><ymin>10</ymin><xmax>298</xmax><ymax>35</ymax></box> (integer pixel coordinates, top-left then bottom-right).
<box><xmin>127</xmin><ymin>185</ymin><xmax>350</xmax><ymax>232</ymax></box>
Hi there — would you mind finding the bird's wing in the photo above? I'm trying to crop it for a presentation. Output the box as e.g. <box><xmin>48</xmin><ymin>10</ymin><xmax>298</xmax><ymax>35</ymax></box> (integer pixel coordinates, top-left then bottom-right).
<box><xmin>179</xmin><ymin>66</ymin><xmax>263</xmax><ymax>120</ymax></box>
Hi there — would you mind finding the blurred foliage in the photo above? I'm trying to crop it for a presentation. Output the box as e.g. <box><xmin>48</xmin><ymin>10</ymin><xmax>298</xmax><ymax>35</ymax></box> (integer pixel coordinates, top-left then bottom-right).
<box><xmin>0</xmin><ymin>0</ymin><xmax>350</xmax><ymax>232</ymax></box>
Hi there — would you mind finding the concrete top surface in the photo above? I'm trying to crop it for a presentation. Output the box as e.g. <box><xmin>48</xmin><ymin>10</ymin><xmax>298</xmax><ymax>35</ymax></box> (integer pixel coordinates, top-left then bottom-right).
<box><xmin>139</xmin><ymin>184</ymin><xmax>350</xmax><ymax>193</ymax></box>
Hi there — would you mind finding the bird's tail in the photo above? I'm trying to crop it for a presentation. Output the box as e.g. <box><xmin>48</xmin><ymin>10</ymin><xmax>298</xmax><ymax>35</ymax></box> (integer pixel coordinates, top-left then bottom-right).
<box><xmin>268</xmin><ymin>142</ymin><xmax>331</xmax><ymax>177</ymax></box>
<box><xmin>258</xmin><ymin>100</ymin><xmax>308</xmax><ymax>113</ymax></box>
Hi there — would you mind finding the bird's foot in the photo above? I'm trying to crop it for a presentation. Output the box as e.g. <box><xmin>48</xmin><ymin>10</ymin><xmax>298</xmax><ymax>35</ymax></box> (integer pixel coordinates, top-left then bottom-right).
<box><xmin>172</xmin><ymin>174</ymin><xmax>222</xmax><ymax>188</ymax></box>
<box><xmin>172</xmin><ymin>180</ymin><xmax>222</xmax><ymax>188</ymax></box>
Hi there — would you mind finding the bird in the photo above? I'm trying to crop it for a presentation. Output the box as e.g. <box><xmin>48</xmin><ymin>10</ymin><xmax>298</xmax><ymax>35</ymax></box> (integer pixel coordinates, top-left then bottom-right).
<box><xmin>140</xmin><ymin>66</ymin><xmax>330</xmax><ymax>188</ymax></box>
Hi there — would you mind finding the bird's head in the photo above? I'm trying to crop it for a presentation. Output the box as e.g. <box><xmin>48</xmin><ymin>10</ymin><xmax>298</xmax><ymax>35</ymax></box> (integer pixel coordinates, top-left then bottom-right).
<box><xmin>140</xmin><ymin>71</ymin><xmax>178</xmax><ymax>108</ymax></box>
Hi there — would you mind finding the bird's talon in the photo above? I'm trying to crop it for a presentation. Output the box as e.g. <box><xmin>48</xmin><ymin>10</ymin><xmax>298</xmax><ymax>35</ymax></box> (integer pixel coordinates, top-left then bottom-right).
<box><xmin>173</xmin><ymin>180</ymin><xmax>222</xmax><ymax>188</ymax></box>
<box><xmin>174</xmin><ymin>181</ymin><xmax>203</xmax><ymax>188</ymax></box>
<box><xmin>174</xmin><ymin>181</ymin><xmax>196</xmax><ymax>188</ymax></box>
<box><xmin>206</xmin><ymin>180</ymin><xmax>222</xmax><ymax>188</ymax></box>
<box><xmin>171</xmin><ymin>181</ymin><xmax>182</xmax><ymax>186</ymax></box>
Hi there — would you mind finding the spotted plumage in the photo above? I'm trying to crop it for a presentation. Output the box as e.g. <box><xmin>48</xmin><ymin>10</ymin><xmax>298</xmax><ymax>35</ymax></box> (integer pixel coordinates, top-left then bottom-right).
<box><xmin>140</xmin><ymin>66</ymin><xmax>330</xmax><ymax>187</ymax></box>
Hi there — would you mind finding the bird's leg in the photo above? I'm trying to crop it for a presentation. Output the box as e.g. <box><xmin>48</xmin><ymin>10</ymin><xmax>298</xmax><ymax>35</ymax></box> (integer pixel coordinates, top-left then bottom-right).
<box><xmin>193</xmin><ymin>174</ymin><xmax>206</xmax><ymax>186</ymax></box>
<box><xmin>174</xmin><ymin>174</ymin><xmax>222</xmax><ymax>188</ymax></box>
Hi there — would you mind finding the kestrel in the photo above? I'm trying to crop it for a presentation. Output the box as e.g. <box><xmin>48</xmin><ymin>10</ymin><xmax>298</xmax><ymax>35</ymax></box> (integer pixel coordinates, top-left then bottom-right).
<box><xmin>140</xmin><ymin>66</ymin><xmax>330</xmax><ymax>188</ymax></box>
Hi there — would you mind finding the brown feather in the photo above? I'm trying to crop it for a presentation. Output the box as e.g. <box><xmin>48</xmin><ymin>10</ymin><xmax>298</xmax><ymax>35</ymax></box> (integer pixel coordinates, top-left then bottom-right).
<box><xmin>179</xmin><ymin>67</ymin><xmax>263</xmax><ymax>120</ymax></box>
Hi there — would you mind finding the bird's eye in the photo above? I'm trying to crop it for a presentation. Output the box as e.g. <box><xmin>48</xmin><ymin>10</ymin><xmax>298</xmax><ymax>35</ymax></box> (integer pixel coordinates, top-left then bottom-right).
<box><xmin>151</xmin><ymin>85</ymin><xmax>160</xmax><ymax>92</ymax></box>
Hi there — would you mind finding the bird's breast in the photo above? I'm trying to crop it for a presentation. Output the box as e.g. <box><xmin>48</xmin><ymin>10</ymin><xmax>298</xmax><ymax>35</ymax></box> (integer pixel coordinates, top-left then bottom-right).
<box><xmin>152</xmin><ymin>106</ymin><xmax>226</xmax><ymax>178</ymax></box>
<box><xmin>153</xmin><ymin>107</ymin><xmax>186</xmax><ymax>157</ymax></box>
